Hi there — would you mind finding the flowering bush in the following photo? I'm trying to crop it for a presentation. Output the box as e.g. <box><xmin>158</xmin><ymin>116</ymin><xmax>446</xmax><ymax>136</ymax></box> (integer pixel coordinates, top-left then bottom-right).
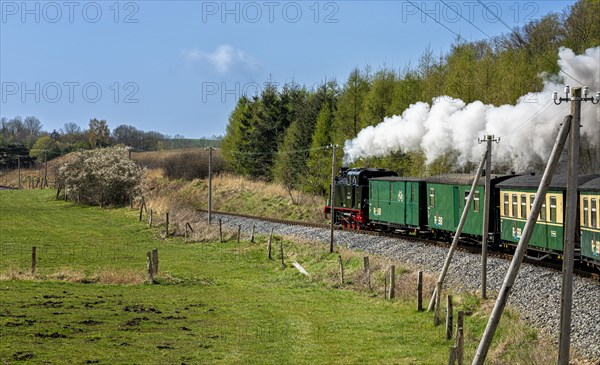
<box><xmin>58</xmin><ymin>147</ymin><xmax>144</xmax><ymax>206</ymax></box>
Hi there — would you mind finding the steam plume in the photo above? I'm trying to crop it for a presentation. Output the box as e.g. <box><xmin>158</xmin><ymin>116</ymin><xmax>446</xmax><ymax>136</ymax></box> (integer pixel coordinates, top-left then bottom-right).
<box><xmin>343</xmin><ymin>47</ymin><xmax>600</xmax><ymax>170</ymax></box>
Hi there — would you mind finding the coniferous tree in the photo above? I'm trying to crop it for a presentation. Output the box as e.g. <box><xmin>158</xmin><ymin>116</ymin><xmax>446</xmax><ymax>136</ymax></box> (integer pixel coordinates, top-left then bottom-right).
<box><xmin>333</xmin><ymin>67</ymin><xmax>370</xmax><ymax>144</ymax></box>
<box><xmin>306</xmin><ymin>101</ymin><xmax>337</xmax><ymax>194</ymax></box>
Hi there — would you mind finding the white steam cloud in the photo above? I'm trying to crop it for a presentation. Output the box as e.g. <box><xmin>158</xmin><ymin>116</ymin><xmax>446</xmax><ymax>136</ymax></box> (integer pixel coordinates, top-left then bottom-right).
<box><xmin>343</xmin><ymin>47</ymin><xmax>600</xmax><ymax>170</ymax></box>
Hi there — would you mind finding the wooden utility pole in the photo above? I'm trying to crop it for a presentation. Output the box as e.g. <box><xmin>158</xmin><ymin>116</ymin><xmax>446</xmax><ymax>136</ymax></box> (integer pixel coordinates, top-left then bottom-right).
<box><xmin>472</xmin><ymin>116</ymin><xmax>572</xmax><ymax>365</ymax></box>
<box><xmin>207</xmin><ymin>147</ymin><xmax>213</xmax><ymax>225</ymax></box>
<box><xmin>428</xmin><ymin>145</ymin><xmax>488</xmax><ymax>312</ymax></box>
<box><xmin>559</xmin><ymin>87</ymin><xmax>585</xmax><ymax>364</ymax></box>
<box><xmin>17</xmin><ymin>155</ymin><xmax>21</xmax><ymax>190</ymax></box>
<box><xmin>329</xmin><ymin>144</ymin><xmax>337</xmax><ymax>253</ymax></box>
<box><xmin>479</xmin><ymin>135</ymin><xmax>499</xmax><ymax>299</ymax></box>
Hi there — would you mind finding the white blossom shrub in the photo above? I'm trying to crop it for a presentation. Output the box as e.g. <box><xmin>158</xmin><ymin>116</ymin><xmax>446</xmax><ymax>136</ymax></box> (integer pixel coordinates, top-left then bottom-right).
<box><xmin>58</xmin><ymin>147</ymin><xmax>144</xmax><ymax>206</ymax></box>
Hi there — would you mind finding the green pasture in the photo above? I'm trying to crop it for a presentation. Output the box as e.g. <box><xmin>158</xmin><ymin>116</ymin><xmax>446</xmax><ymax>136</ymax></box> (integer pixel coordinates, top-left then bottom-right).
<box><xmin>0</xmin><ymin>190</ymin><xmax>548</xmax><ymax>364</ymax></box>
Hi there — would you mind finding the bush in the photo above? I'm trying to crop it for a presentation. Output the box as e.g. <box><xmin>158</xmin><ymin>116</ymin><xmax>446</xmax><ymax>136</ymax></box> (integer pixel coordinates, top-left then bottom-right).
<box><xmin>58</xmin><ymin>147</ymin><xmax>144</xmax><ymax>206</ymax></box>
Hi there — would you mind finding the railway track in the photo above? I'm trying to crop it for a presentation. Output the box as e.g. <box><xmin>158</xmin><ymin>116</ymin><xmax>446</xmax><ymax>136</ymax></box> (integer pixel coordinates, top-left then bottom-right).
<box><xmin>201</xmin><ymin>209</ymin><xmax>600</xmax><ymax>281</ymax></box>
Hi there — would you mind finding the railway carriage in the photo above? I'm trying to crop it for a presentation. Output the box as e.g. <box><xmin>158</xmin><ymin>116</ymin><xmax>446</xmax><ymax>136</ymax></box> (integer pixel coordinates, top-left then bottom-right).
<box><xmin>425</xmin><ymin>174</ymin><xmax>513</xmax><ymax>243</ymax></box>
<box><xmin>579</xmin><ymin>177</ymin><xmax>600</xmax><ymax>270</ymax></box>
<box><xmin>368</xmin><ymin>177</ymin><xmax>427</xmax><ymax>231</ymax></box>
<box><xmin>496</xmin><ymin>174</ymin><xmax>600</xmax><ymax>259</ymax></box>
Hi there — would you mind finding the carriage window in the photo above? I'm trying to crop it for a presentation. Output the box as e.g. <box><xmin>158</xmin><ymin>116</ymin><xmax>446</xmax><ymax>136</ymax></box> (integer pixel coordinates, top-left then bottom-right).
<box><xmin>474</xmin><ymin>191</ymin><xmax>480</xmax><ymax>212</ymax></box>
<box><xmin>592</xmin><ymin>198</ymin><xmax>597</xmax><ymax>228</ymax></box>
<box><xmin>464</xmin><ymin>191</ymin><xmax>469</xmax><ymax>209</ymax></box>
<box><xmin>521</xmin><ymin>194</ymin><xmax>527</xmax><ymax>219</ymax></box>
<box><xmin>529</xmin><ymin>195</ymin><xmax>542</xmax><ymax>218</ymax></box>
<box><xmin>503</xmin><ymin>193</ymin><xmax>509</xmax><ymax>216</ymax></box>
<box><xmin>529</xmin><ymin>195</ymin><xmax>535</xmax><ymax>217</ymax></box>
<box><xmin>549</xmin><ymin>196</ymin><xmax>557</xmax><ymax>222</ymax></box>
<box><xmin>583</xmin><ymin>198</ymin><xmax>589</xmax><ymax>227</ymax></box>
<box><xmin>429</xmin><ymin>188</ymin><xmax>435</xmax><ymax>207</ymax></box>
<box><xmin>512</xmin><ymin>194</ymin><xmax>518</xmax><ymax>218</ymax></box>
<box><xmin>540</xmin><ymin>196</ymin><xmax>547</xmax><ymax>221</ymax></box>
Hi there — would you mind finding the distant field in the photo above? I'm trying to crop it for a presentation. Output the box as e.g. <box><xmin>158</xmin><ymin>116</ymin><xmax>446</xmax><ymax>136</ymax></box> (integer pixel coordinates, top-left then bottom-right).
<box><xmin>0</xmin><ymin>190</ymin><xmax>552</xmax><ymax>364</ymax></box>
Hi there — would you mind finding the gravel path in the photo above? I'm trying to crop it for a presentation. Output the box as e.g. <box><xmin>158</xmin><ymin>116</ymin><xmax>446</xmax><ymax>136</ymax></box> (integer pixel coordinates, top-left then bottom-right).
<box><xmin>211</xmin><ymin>213</ymin><xmax>600</xmax><ymax>361</ymax></box>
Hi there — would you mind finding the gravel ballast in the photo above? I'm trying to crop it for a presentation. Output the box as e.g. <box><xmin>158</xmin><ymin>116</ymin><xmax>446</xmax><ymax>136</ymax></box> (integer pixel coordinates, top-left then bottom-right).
<box><xmin>210</xmin><ymin>213</ymin><xmax>600</xmax><ymax>361</ymax></box>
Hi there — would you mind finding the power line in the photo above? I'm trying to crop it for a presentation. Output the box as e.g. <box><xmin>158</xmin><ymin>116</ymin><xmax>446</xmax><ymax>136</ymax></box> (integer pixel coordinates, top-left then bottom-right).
<box><xmin>221</xmin><ymin>145</ymin><xmax>332</xmax><ymax>157</ymax></box>
<box><xmin>438</xmin><ymin>0</ymin><xmax>493</xmax><ymax>39</ymax></box>
<box><xmin>405</xmin><ymin>0</ymin><xmax>468</xmax><ymax>44</ymax></box>
<box><xmin>475</xmin><ymin>0</ymin><xmax>584</xmax><ymax>85</ymax></box>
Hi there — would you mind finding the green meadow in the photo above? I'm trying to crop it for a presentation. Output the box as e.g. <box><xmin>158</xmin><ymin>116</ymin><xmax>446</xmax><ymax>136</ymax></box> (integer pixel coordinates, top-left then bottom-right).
<box><xmin>0</xmin><ymin>190</ymin><xmax>550</xmax><ymax>364</ymax></box>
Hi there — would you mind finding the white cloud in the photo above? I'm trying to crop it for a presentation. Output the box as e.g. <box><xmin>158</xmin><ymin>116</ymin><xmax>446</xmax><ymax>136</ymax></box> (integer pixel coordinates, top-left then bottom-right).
<box><xmin>181</xmin><ymin>45</ymin><xmax>256</xmax><ymax>74</ymax></box>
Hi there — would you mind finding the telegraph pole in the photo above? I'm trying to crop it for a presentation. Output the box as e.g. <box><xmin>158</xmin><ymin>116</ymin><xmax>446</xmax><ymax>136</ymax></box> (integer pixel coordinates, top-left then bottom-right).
<box><xmin>207</xmin><ymin>146</ymin><xmax>214</xmax><ymax>225</ymax></box>
<box><xmin>479</xmin><ymin>135</ymin><xmax>499</xmax><ymax>299</ymax></box>
<box><xmin>329</xmin><ymin>144</ymin><xmax>337</xmax><ymax>253</ymax></box>
<box><xmin>554</xmin><ymin>86</ymin><xmax>599</xmax><ymax>364</ymax></box>
<box><xmin>473</xmin><ymin>115</ymin><xmax>572</xmax><ymax>365</ymax></box>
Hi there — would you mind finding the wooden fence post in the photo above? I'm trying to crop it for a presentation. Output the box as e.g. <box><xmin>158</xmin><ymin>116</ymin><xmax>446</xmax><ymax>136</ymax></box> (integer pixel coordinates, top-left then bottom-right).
<box><xmin>446</xmin><ymin>295</ymin><xmax>453</xmax><ymax>340</ymax></box>
<box><xmin>152</xmin><ymin>249</ymin><xmax>159</xmax><ymax>275</ymax></box>
<box><xmin>388</xmin><ymin>265</ymin><xmax>395</xmax><ymax>299</ymax></box>
<box><xmin>219</xmin><ymin>219</ymin><xmax>223</xmax><ymax>243</ymax></box>
<box><xmin>146</xmin><ymin>252</ymin><xmax>154</xmax><ymax>283</ymax></box>
<box><xmin>338</xmin><ymin>255</ymin><xmax>344</xmax><ymax>285</ymax></box>
<box><xmin>384</xmin><ymin>274</ymin><xmax>388</xmax><ymax>299</ymax></box>
<box><xmin>185</xmin><ymin>222</ymin><xmax>193</xmax><ymax>241</ymax></box>
<box><xmin>280</xmin><ymin>240</ymin><xmax>285</xmax><ymax>269</ymax></box>
<box><xmin>434</xmin><ymin>282</ymin><xmax>442</xmax><ymax>326</ymax></box>
<box><xmin>139</xmin><ymin>203</ymin><xmax>143</xmax><ymax>222</ymax></box>
<box><xmin>149</xmin><ymin>209</ymin><xmax>153</xmax><ymax>227</ymax></box>
<box><xmin>250</xmin><ymin>225</ymin><xmax>255</xmax><ymax>243</ymax></box>
<box><xmin>237</xmin><ymin>225</ymin><xmax>241</xmax><ymax>243</ymax></box>
<box><xmin>31</xmin><ymin>246</ymin><xmax>36</xmax><ymax>274</ymax></box>
<box><xmin>447</xmin><ymin>347</ymin><xmax>457</xmax><ymax>365</ymax></box>
<box><xmin>185</xmin><ymin>223</ymin><xmax>189</xmax><ymax>241</ymax></box>
<box><xmin>363</xmin><ymin>256</ymin><xmax>371</xmax><ymax>290</ymax></box>
<box><xmin>417</xmin><ymin>271</ymin><xmax>423</xmax><ymax>311</ymax></box>
<box><xmin>456</xmin><ymin>311</ymin><xmax>464</xmax><ymax>365</ymax></box>
<box><xmin>267</xmin><ymin>228</ymin><xmax>273</xmax><ymax>260</ymax></box>
<box><xmin>165</xmin><ymin>213</ymin><xmax>169</xmax><ymax>237</ymax></box>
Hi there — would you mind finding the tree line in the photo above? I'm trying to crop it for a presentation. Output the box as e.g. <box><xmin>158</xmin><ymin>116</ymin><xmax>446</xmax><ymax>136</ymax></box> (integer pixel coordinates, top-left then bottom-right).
<box><xmin>221</xmin><ymin>0</ymin><xmax>599</xmax><ymax>196</ymax></box>
<box><xmin>0</xmin><ymin>117</ymin><xmax>219</xmax><ymax>169</ymax></box>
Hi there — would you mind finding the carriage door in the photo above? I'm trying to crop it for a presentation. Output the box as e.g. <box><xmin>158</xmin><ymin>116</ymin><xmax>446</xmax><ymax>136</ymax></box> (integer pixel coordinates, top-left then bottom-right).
<box><xmin>453</xmin><ymin>187</ymin><xmax>460</xmax><ymax>227</ymax></box>
<box><xmin>406</xmin><ymin>183</ymin><xmax>415</xmax><ymax>226</ymax></box>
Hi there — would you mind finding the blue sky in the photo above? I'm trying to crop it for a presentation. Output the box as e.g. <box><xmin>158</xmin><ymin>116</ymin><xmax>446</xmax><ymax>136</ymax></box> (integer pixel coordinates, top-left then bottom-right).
<box><xmin>1</xmin><ymin>0</ymin><xmax>576</xmax><ymax>138</ymax></box>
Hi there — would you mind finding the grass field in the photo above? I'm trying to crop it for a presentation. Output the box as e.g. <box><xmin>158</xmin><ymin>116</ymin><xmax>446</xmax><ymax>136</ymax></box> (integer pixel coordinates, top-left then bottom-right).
<box><xmin>0</xmin><ymin>190</ymin><xmax>553</xmax><ymax>364</ymax></box>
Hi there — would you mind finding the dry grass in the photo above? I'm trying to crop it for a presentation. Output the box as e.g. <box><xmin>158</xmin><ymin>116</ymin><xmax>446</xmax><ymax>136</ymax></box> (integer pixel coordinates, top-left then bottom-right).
<box><xmin>132</xmin><ymin>148</ymin><xmax>225</xmax><ymax>180</ymax></box>
<box><xmin>93</xmin><ymin>269</ymin><xmax>146</xmax><ymax>285</ymax></box>
<box><xmin>143</xmin><ymin>173</ymin><xmax>326</xmax><ymax>224</ymax></box>
<box><xmin>0</xmin><ymin>152</ymin><xmax>78</xmax><ymax>188</ymax></box>
<box><xmin>0</xmin><ymin>268</ymin><xmax>36</xmax><ymax>281</ymax></box>
<box><xmin>0</xmin><ymin>268</ymin><xmax>146</xmax><ymax>285</ymax></box>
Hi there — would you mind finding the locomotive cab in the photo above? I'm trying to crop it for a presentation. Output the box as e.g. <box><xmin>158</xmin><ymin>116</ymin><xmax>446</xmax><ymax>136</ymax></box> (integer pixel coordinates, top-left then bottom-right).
<box><xmin>325</xmin><ymin>168</ymin><xmax>397</xmax><ymax>229</ymax></box>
